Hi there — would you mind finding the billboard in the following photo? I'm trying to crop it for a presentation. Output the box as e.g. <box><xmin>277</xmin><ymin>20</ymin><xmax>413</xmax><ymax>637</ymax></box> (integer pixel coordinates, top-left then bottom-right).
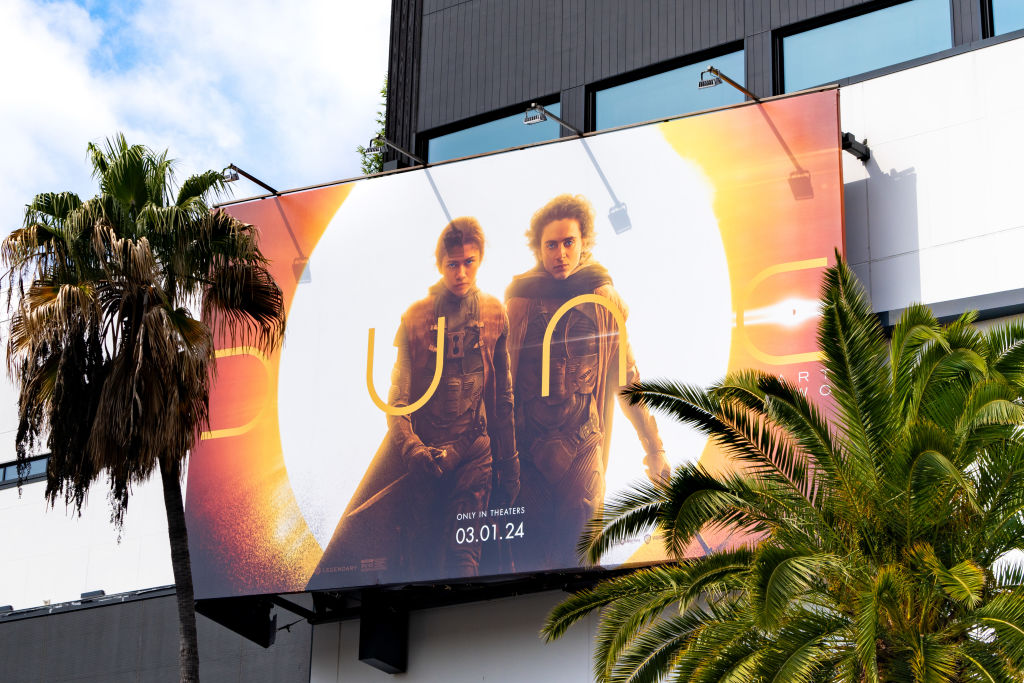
<box><xmin>186</xmin><ymin>89</ymin><xmax>844</xmax><ymax>599</ymax></box>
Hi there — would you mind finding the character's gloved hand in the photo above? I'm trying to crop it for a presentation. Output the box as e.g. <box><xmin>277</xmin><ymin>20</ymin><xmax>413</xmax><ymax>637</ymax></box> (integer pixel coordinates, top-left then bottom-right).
<box><xmin>643</xmin><ymin>449</ymin><xmax>671</xmax><ymax>483</ymax></box>
<box><xmin>492</xmin><ymin>456</ymin><xmax>520</xmax><ymax>506</ymax></box>
<box><xmin>408</xmin><ymin>444</ymin><xmax>445</xmax><ymax>479</ymax></box>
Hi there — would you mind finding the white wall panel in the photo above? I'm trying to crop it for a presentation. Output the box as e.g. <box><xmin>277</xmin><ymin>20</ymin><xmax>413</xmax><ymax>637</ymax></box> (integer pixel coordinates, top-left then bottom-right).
<box><xmin>842</xmin><ymin>156</ymin><xmax>870</xmax><ymax>265</ymax></box>
<box><xmin>855</xmin><ymin>51</ymin><xmax>981</xmax><ymax>146</ymax></box>
<box><xmin>0</xmin><ymin>475</ymin><xmax>173</xmax><ymax>610</ymax></box>
<box><xmin>311</xmin><ymin>591</ymin><xmax>599</xmax><ymax>682</ymax></box>
<box><xmin>866</xmin><ymin>252</ymin><xmax>921</xmax><ymax>313</ymax></box>
<box><xmin>841</xmin><ymin>35</ymin><xmax>1024</xmax><ymax>313</ymax></box>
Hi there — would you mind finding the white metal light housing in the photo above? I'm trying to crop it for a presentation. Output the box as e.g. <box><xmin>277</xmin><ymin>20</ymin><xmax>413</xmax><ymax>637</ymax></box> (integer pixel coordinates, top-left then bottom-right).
<box><xmin>698</xmin><ymin>70</ymin><xmax>723</xmax><ymax>89</ymax></box>
<box><xmin>523</xmin><ymin>106</ymin><xmax>547</xmax><ymax>125</ymax></box>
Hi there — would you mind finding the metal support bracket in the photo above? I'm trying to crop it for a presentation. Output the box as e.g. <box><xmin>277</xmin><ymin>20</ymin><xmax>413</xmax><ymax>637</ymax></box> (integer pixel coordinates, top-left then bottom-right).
<box><xmin>195</xmin><ymin>596</ymin><xmax>277</xmax><ymax>649</ymax></box>
<box><xmin>841</xmin><ymin>132</ymin><xmax>871</xmax><ymax>162</ymax></box>
<box><xmin>358</xmin><ymin>589</ymin><xmax>409</xmax><ymax>674</ymax></box>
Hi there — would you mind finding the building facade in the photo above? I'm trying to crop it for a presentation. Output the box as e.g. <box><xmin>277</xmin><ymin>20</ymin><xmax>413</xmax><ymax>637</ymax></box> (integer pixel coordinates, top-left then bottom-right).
<box><xmin>5</xmin><ymin>1</ymin><xmax>1024</xmax><ymax>681</ymax></box>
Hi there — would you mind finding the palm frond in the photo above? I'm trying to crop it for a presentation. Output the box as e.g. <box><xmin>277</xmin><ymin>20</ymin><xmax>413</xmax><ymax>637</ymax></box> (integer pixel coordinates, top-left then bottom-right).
<box><xmin>889</xmin><ymin>303</ymin><xmax>944</xmax><ymax>416</ymax></box>
<box><xmin>176</xmin><ymin>169</ymin><xmax>228</xmax><ymax>207</ymax></box>
<box><xmin>549</xmin><ymin>254</ymin><xmax>1024</xmax><ymax>682</ymax></box>
<box><xmin>817</xmin><ymin>254</ymin><xmax>893</xmax><ymax>482</ymax></box>
<box><xmin>761</xmin><ymin>610</ymin><xmax>849</xmax><ymax>683</ymax></box>
<box><xmin>749</xmin><ymin>545</ymin><xmax>839</xmax><ymax>628</ymax></box>
<box><xmin>5</xmin><ymin>133</ymin><xmax>285</xmax><ymax>527</ymax></box>
<box><xmin>202</xmin><ymin>262</ymin><xmax>285</xmax><ymax>352</ymax></box>
<box><xmin>986</xmin><ymin>319</ymin><xmax>1024</xmax><ymax>385</ymax></box>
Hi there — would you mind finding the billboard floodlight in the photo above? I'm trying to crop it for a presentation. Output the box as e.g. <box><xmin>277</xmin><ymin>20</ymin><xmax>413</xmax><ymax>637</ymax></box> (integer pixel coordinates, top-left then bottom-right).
<box><xmin>369</xmin><ymin>138</ymin><xmax>425</xmax><ymax>166</ymax></box>
<box><xmin>522</xmin><ymin>103</ymin><xmax>583</xmax><ymax>136</ymax></box>
<box><xmin>697</xmin><ymin>72</ymin><xmax>723</xmax><ymax>89</ymax></box>
<box><xmin>224</xmin><ymin>164</ymin><xmax>278</xmax><ymax>195</ymax></box>
<box><xmin>523</xmin><ymin>107</ymin><xmax>547</xmax><ymax>125</ymax></box>
<box><xmin>698</xmin><ymin>66</ymin><xmax>760</xmax><ymax>102</ymax></box>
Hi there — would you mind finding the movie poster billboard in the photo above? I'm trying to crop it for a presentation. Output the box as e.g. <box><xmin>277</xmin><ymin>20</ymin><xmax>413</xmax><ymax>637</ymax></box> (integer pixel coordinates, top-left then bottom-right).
<box><xmin>185</xmin><ymin>89</ymin><xmax>845</xmax><ymax>599</ymax></box>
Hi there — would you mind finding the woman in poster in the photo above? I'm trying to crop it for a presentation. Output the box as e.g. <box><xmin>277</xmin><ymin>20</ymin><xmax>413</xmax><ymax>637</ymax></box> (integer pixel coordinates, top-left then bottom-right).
<box><xmin>308</xmin><ymin>217</ymin><xmax>519</xmax><ymax>588</ymax></box>
<box><xmin>505</xmin><ymin>194</ymin><xmax>671</xmax><ymax>571</ymax></box>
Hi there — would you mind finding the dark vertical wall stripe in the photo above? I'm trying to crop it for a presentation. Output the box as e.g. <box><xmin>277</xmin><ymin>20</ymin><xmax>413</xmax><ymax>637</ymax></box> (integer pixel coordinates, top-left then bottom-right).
<box><xmin>951</xmin><ymin>0</ymin><xmax>982</xmax><ymax>46</ymax></box>
<box><xmin>746</xmin><ymin>30</ymin><xmax>773</xmax><ymax>99</ymax></box>
<box><xmin>562</xmin><ymin>84</ymin><xmax>585</xmax><ymax>135</ymax></box>
<box><xmin>387</xmin><ymin>0</ymin><xmax>424</xmax><ymax>161</ymax></box>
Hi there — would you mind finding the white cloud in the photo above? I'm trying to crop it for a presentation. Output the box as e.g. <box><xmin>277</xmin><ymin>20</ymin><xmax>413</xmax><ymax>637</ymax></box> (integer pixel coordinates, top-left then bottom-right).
<box><xmin>0</xmin><ymin>1</ymin><xmax>116</xmax><ymax>227</ymax></box>
<box><xmin>0</xmin><ymin>0</ymin><xmax>391</xmax><ymax>229</ymax></box>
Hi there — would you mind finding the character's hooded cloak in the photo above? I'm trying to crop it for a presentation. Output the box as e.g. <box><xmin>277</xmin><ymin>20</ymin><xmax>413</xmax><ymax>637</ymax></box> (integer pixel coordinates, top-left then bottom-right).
<box><xmin>307</xmin><ymin>284</ymin><xmax>515</xmax><ymax>590</ymax></box>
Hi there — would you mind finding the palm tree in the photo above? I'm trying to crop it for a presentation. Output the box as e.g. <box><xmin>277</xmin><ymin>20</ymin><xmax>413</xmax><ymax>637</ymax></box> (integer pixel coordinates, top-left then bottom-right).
<box><xmin>3</xmin><ymin>134</ymin><xmax>285</xmax><ymax>683</ymax></box>
<box><xmin>543</xmin><ymin>258</ymin><xmax>1024</xmax><ymax>682</ymax></box>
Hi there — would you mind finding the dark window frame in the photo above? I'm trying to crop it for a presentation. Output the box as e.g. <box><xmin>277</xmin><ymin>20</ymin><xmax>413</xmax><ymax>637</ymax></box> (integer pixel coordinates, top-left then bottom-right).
<box><xmin>985</xmin><ymin>0</ymin><xmax>1024</xmax><ymax>38</ymax></box>
<box><xmin>773</xmin><ymin>0</ymin><xmax>956</xmax><ymax>94</ymax></box>
<box><xmin>584</xmin><ymin>41</ymin><xmax>746</xmax><ymax>133</ymax></box>
<box><xmin>0</xmin><ymin>454</ymin><xmax>49</xmax><ymax>489</ymax></box>
<box><xmin>981</xmin><ymin>0</ymin><xmax>996</xmax><ymax>37</ymax></box>
<box><xmin>417</xmin><ymin>94</ymin><xmax>563</xmax><ymax>163</ymax></box>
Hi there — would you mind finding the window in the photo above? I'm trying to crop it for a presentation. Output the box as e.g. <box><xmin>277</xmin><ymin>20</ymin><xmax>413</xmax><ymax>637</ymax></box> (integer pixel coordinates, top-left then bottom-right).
<box><xmin>781</xmin><ymin>0</ymin><xmax>952</xmax><ymax>92</ymax></box>
<box><xmin>992</xmin><ymin>0</ymin><xmax>1024</xmax><ymax>35</ymax></box>
<box><xmin>0</xmin><ymin>455</ymin><xmax>48</xmax><ymax>486</ymax></box>
<box><xmin>593</xmin><ymin>50</ymin><xmax>745</xmax><ymax>131</ymax></box>
<box><xmin>426</xmin><ymin>103</ymin><xmax>563</xmax><ymax>163</ymax></box>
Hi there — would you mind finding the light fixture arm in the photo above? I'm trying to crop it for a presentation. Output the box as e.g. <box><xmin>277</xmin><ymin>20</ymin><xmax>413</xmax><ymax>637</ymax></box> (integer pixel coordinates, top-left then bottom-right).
<box><xmin>227</xmin><ymin>163</ymin><xmax>278</xmax><ymax>195</ymax></box>
<box><xmin>373</xmin><ymin>138</ymin><xmax>425</xmax><ymax>166</ymax></box>
<box><xmin>528</xmin><ymin>103</ymin><xmax>583</xmax><ymax>136</ymax></box>
<box><xmin>703</xmin><ymin>66</ymin><xmax>761</xmax><ymax>102</ymax></box>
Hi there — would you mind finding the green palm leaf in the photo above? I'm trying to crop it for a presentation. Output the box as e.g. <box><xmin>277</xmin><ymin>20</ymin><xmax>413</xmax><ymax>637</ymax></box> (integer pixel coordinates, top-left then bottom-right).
<box><xmin>547</xmin><ymin>255</ymin><xmax>1024</xmax><ymax>683</ymax></box>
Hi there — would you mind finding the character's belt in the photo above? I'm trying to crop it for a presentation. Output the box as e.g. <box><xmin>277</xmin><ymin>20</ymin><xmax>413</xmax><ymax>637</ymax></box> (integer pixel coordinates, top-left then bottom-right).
<box><xmin>421</xmin><ymin>414</ymin><xmax>487</xmax><ymax>452</ymax></box>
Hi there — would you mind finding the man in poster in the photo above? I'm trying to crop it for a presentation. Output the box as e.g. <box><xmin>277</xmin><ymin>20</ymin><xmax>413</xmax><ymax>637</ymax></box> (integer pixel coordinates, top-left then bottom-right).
<box><xmin>506</xmin><ymin>194</ymin><xmax>670</xmax><ymax>571</ymax></box>
<box><xmin>309</xmin><ymin>217</ymin><xmax>519</xmax><ymax>587</ymax></box>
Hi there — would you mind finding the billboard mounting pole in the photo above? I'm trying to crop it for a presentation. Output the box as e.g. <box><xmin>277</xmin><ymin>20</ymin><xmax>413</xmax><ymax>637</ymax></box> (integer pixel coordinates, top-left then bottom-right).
<box><xmin>368</xmin><ymin>138</ymin><xmax>425</xmax><ymax>166</ymax></box>
<box><xmin>224</xmin><ymin>164</ymin><xmax>278</xmax><ymax>195</ymax></box>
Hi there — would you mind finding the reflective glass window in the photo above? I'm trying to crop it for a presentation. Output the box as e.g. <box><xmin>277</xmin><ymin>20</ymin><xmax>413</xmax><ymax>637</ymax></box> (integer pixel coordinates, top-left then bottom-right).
<box><xmin>993</xmin><ymin>0</ymin><xmax>1024</xmax><ymax>35</ymax></box>
<box><xmin>783</xmin><ymin>0</ymin><xmax>951</xmax><ymax>92</ymax></box>
<box><xmin>28</xmin><ymin>458</ymin><xmax>47</xmax><ymax>477</ymax></box>
<box><xmin>0</xmin><ymin>457</ymin><xmax>48</xmax><ymax>482</ymax></box>
<box><xmin>427</xmin><ymin>103</ymin><xmax>563</xmax><ymax>162</ymax></box>
<box><xmin>594</xmin><ymin>50</ymin><xmax>745</xmax><ymax>130</ymax></box>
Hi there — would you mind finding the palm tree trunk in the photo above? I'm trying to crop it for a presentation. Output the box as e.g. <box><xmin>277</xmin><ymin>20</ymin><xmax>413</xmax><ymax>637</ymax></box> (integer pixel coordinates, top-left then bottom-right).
<box><xmin>159</xmin><ymin>456</ymin><xmax>200</xmax><ymax>683</ymax></box>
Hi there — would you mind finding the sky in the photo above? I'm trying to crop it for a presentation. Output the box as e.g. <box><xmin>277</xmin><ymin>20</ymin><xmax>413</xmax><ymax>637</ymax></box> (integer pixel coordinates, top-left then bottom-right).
<box><xmin>0</xmin><ymin>0</ymin><xmax>392</xmax><ymax>231</ymax></box>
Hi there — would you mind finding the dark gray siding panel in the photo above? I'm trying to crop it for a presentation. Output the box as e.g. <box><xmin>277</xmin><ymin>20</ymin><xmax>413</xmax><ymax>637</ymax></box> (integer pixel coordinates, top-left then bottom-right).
<box><xmin>398</xmin><ymin>0</ymin><xmax>966</xmax><ymax>136</ymax></box>
<box><xmin>951</xmin><ymin>0</ymin><xmax>984</xmax><ymax>45</ymax></box>
<box><xmin>654</xmin><ymin>0</ymin><xmax>669</xmax><ymax>64</ymax></box>
<box><xmin>747</xmin><ymin>30</ymin><xmax>774</xmax><ymax>99</ymax></box>
<box><xmin>388</xmin><ymin>0</ymin><xmax>424</xmax><ymax>162</ymax></box>
<box><xmin>561</xmin><ymin>84</ymin><xmax>586</xmax><ymax>135</ymax></box>
<box><xmin>425</xmin><ymin>0</ymin><xmax>471</xmax><ymax>13</ymax></box>
<box><xmin>0</xmin><ymin>595</ymin><xmax>311</xmax><ymax>683</ymax></box>
<box><xmin>417</xmin><ymin>10</ymin><xmax>439</xmax><ymax>130</ymax></box>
